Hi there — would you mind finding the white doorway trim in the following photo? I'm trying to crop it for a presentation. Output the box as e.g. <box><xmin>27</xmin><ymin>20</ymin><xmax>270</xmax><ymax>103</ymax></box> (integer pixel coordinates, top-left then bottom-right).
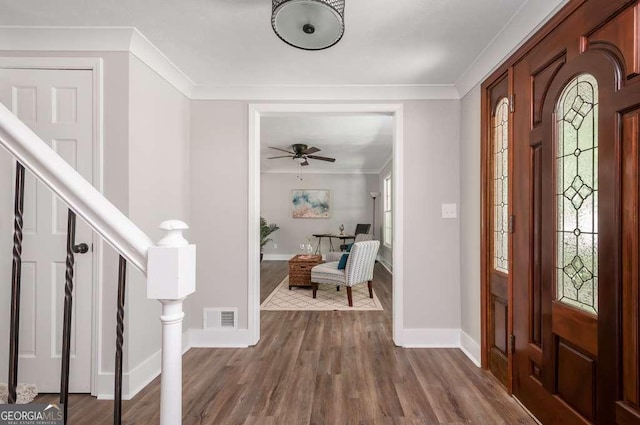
<box><xmin>0</xmin><ymin>56</ymin><xmax>104</xmax><ymax>395</ymax></box>
<box><xmin>248</xmin><ymin>103</ymin><xmax>404</xmax><ymax>346</ymax></box>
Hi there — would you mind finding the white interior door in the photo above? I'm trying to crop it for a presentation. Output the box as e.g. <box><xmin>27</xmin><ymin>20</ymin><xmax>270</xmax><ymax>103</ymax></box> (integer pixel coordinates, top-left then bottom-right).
<box><xmin>0</xmin><ymin>68</ymin><xmax>94</xmax><ymax>393</ymax></box>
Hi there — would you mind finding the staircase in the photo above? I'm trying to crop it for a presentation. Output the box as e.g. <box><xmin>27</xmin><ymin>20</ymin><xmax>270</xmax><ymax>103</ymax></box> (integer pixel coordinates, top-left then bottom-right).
<box><xmin>0</xmin><ymin>102</ymin><xmax>195</xmax><ymax>425</ymax></box>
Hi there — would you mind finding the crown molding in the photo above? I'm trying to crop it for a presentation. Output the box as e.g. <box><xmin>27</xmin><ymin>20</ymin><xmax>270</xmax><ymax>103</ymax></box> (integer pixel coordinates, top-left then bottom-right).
<box><xmin>191</xmin><ymin>84</ymin><xmax>460</xmax><ymax>100</ymax></box>
<box><xmin>128</xmin><ymin>29</ymin><xmax>195</xmax><ymax>97</ymax></box>
<box><xmin>2</xmin><ymin>1</ymin><xmax>580</xmax><ymax>103</ymax></box>
<box><xmin>261</xmin><ymin>168</ymin><xmax>381</xmax><ymax>175</ymax></box>
<box><xmin>378</xmin><ymin>155</ymin><xmax>393</xmax><ymax>175</ymax></box>
<box><xmin>0</xmin><ymin>3</ymin><xmax>578</xmax><ymax>103</ymax></box>
<box><xmin>0</xmin><ymin>26</ymin><xmax>459</xmax><ymax>101</ymax></box>
<box><xmin>0</xmin><ymin>26</ymin><xmax>195</xmax><ymax>97</ymax></box>
<box><xmin>0</xmin><ymin>26</ymin><xmax>135</xmax><ymax>51</ymax></box>
<box><xmin>454</xmin><ymin>0</ymin><xmax>570</xmax><ymax>98</ymax></box>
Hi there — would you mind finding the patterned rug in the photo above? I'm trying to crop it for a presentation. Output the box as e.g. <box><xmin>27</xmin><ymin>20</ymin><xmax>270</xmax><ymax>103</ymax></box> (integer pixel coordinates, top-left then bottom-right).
<box><xmin>0</xmin><ymin>384</ymin><xmax>38</xmax><ymax>404</ymax></box>
<box><xmin>261</xmin><ymin>276</ymin><xmax>383</xmax><ymax>311</ymax></box>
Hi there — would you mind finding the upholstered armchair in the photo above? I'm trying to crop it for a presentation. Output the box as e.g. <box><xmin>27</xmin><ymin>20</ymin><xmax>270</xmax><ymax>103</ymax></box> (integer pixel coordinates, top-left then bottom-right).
<box><xmin>325</xmin><ymin>233</ymin><xmax>373</xmax><ymax>262</ymax></box>
<box><xmin>311</xmin><ymin>240</ymin><xmax>380</xmax><ymax>307</ymax></box>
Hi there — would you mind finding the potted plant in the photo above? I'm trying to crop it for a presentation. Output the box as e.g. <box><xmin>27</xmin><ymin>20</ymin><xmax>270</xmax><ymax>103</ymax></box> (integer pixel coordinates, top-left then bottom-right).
<box><xmin>260</xmin><ymin>217</ymin><xmax>279</xmax><ymax>262</ymax></box>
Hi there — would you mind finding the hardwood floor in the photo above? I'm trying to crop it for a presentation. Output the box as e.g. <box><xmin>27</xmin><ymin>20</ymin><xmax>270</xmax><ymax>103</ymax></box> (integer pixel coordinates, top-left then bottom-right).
<box><xmin>260</xmin><ymin>260</ymin><xmax>289</xmax><ymax>303</ymax></box>
<box><xmin>36</xmin><ymin>261</ymin><xmax>536</xmax><ymax>424</ymax></box>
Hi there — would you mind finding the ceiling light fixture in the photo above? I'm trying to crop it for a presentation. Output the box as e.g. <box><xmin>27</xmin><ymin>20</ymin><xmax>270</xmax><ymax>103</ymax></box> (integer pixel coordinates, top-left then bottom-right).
<box><xmin>271</xmin><ymin>0</ymin><xmax>345</xmax><ymax>50</ymax></box>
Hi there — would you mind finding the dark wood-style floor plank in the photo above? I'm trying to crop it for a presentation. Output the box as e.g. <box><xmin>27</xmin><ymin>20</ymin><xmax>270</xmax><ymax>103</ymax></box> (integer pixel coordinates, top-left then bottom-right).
<box><xmin>35</xmin><ymin>261</ymin><xmax>536</xmax><ymax>424</ymax></box>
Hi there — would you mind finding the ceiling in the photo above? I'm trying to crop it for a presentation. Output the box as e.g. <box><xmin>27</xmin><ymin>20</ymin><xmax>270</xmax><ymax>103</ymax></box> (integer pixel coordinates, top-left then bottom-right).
<box><xmin>261</xmin><ymin>114</ymin><xmax>392</xmax><ymax>173</ymax></box>
<box><xmin>0</xmin><ymin>0</ymin><xmax>527</xmax><ymax>87</ymax></box>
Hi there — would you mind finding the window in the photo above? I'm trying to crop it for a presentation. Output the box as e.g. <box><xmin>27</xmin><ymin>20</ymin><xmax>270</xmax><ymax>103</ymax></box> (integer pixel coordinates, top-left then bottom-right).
<box><xmin>383</xmin><ymin>175</ymin><xmax>392</xmax><ymax>248</ymax></box>
<box><xmin>555</xmin><ymin>74</ymin><xmax>598</xmax><ymax>315</ymax></box>
<box><xmin>493</xmin><ymin>97</ymin><xmax>509</xmax><ymax>273</ymax></box>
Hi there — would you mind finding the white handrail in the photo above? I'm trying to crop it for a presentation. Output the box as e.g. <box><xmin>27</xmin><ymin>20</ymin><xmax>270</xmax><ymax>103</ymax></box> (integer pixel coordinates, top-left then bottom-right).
<box><xmin>0</xmin><ymin>103</ymin><xmax>153</xmax><ymax>273</ymax></box>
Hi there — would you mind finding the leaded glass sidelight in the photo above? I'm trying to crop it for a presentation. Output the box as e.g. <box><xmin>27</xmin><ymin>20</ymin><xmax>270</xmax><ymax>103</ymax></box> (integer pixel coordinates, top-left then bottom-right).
<box><xmin>493</xmin><ymin>98</ymin><xmax>509</xmax><ymax>274</ymax></box>
<box><xmin>556</xmin><ymin>74</ymin><xmax>598</xmax><ymax>314</ymax></box>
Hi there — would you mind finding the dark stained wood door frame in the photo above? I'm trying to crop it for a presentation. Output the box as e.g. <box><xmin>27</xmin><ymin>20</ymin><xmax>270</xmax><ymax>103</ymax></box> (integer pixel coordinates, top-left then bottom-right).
<box><xmin>534</xmin><ymin>50</ymin><xmax>620</xmax><ymax>424</ymax></box>
<box><xmin>480</xmin><ymin>0</ymin><xmax>640</xmax><ymax>409</ymax></box>
<box><xmin>481</xmin><ymin>72</ymin><xmax>513</xmax><ymax>391</ymax></box>
<box><xmin>480</xmin><ymin>1</ymin><xmax>591</xmax><ymax>384</ymax></box>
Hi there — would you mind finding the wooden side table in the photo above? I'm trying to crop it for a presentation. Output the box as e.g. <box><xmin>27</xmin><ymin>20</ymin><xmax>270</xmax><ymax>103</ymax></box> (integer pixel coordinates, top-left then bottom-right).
<box><xmin>288</xmin><ymin>254</ymin><xmax>323</xmax><ymax>289</ymax></box>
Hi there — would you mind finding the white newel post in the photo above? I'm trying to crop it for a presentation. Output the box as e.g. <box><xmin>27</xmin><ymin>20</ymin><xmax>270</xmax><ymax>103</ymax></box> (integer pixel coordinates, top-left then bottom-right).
<box><xmin>147</xmin><ymin>220</ymin><xmax>196</xmax><ymax>425</ymax></box>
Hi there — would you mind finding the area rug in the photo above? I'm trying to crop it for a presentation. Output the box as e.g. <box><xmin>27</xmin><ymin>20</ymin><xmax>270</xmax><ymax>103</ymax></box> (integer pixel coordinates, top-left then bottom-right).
<box><xmin>0</xmin><ymin>384</ymin><xmax>38</xmax><ymax>404</ymax></box>
<box><xmin>261</xmin><ymin>276</ymin><xmax>383</xmax><ymax>311</ymax></box>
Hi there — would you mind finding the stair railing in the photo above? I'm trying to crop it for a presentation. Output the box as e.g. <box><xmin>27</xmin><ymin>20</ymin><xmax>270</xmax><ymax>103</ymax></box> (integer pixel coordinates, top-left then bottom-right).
<box><xmin>0</xmin><ymin>102</ymin><xmax>195</xmax><ymax>425</ymax></box>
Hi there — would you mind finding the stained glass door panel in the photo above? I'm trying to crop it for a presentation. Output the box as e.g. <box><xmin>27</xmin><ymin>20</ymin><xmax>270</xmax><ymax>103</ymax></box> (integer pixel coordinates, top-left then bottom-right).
<box><xmin>556</xmin><ymin>74</ymin><xmax>598</xmax><ymax>315</ymax></box>
<box><xmin>511</xmin><ymin>45</ymin><xmax>620</xmax><ymax>425</ymax></box>
<box><xmin>486</xmin><ymin>75</ymin><xmax>510</xmax><ymax>389</ymax></box>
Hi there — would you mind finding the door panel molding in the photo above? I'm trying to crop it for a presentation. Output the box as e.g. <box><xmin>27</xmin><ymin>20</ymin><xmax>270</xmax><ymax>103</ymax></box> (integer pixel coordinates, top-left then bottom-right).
<box><xmin>481</xmin><ymin>73</ymin><xmax>512</xmax><ymax>389</ymax></box>
<box><xmin>0</xmin><ymin>56</ymin><xmax>103</xmax><ymax>396</ymax></box>
<box><xmin>482</xmin><ymin>1</ymin><xmax>639</xmax><ymax>423</ymax></box>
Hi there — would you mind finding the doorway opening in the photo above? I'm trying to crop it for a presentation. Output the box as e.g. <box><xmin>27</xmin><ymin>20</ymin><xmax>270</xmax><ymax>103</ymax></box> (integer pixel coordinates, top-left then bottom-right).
<box><xmin>248</xmin><ymin>104</ymin><xmax>404</xmax><ymax>345</ymax></box>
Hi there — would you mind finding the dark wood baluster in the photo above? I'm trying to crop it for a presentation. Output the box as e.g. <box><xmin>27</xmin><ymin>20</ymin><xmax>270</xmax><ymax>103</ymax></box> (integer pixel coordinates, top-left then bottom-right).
<box><xmin>114</xmin><ymin>256</ymin><xmax>126</xmax><ymax>425</ymax></box>
<box><xmin>60</xmin><ymin>209</ymin><xmax>76</xmax><ymax>424</ymax></box>
<box><xmin>8</xmin><ymin>162</ymin><xmax>25</xmax><ymax>404</ymax></box>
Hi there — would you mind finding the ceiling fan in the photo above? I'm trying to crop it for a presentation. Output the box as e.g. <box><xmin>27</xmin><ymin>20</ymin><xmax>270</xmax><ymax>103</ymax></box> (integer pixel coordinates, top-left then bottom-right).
<box><xmin>267</xmin><ymin>144</ymin><xmax>336</xmax><ymax>166</ymax></box>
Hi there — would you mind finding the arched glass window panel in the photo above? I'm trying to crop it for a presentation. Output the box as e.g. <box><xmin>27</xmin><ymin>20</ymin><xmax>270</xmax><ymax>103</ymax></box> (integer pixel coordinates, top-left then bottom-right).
<box><xmin>555</xmin><ymin>74</ymin><xmax>598</xmax><ymax>315</ymax></box>
<box><xmin>493</xmin><ymin>97</ymin><xmax>509</xmax><ymax>274</ymax></box>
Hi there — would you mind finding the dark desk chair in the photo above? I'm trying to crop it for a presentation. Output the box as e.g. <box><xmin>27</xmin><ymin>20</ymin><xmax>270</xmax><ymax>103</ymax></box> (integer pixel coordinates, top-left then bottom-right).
<box><xmin>340</xmin><ymin>223</ymin><xmax>371</xmax><ymax>251</ymax></box>
<box><xmin>355</xmin><ymin>223</ymin><xmax>371</xmax><ymax>235</ymax></box>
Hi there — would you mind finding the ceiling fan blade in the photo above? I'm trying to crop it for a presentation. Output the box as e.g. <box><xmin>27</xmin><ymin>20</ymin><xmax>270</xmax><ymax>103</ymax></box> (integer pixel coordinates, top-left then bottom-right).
<box><xmin>307</xmin><ymin>155</ymin><xmax>336</xmax><ymax>163</ymax></box>
<box><xmin>268</xmin><ymin>155</ymin><xmax>293</xmax><ymax>159</ymax></box>
<box><xmin>268</xmin><ymin>146</ymin><xmax>295</xmax><ymax>154</ymax></box>
<box><xmin>303</xmin><ymin>146</ymin><xmax>321</xmax><ymax>155</ymax></box>
<box><xmin>301</xmin><ymin>160</ymin><xmax>310</xmax><ymax>166</ymax></box>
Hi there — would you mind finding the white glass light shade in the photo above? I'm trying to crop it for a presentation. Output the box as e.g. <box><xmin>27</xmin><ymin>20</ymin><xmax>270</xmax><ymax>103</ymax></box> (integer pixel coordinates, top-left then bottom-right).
<box><xmin>370</xmin><ymin>192</ymin><xmax>380</xmax><ymax>199</ymax></box>
<box><xmin>272</xmin><ymin>0</ymin><xmax>345</xmax><ymax>50</ymax></box>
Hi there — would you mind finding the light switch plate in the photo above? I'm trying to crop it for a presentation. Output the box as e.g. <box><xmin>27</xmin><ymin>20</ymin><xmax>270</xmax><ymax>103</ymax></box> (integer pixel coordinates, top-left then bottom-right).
<box><xmin>442</xmin><ymin>203</ymin><xmax>457</xmax><ymax>219</ymax></box>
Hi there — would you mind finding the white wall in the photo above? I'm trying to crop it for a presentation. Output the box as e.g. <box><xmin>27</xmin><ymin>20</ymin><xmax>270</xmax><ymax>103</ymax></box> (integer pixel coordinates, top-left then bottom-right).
<box><xmin>460</xmin><ymin>84</ymin><xmax>482</xmax><ymax>344</ymax></box>
<box><xmin>126</xmin><ymin>55</ymin><xmax>191</xmax><ymax>379</ymax></box>
<box><xmin>189</xmin><ymin>101</ymin><xmax>248</xmax><ymax>329</ymax></box>
<box><xmin>189</xmin><ymin>100</ymin><xmax>461</xmax><ymax>336</ymax></box>
<box><xmin>402</xmin><ymin>101</ymin><xmax>461</xmax><ymax>330</ymax></box>
<box><xmin>261</xmin><ymin>172</ymin><xmax>378</xmax><ymax>257</ymax></box>
<box><xmin>377</xmin><ymin>159</ymin><xmax>393</xmax><ymax>270</ymax></box>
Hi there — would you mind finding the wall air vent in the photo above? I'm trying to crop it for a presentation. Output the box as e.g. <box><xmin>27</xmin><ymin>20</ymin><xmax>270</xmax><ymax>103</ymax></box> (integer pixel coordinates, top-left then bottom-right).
<box><xmin>203</xmin><ymin>308</ymin><xmax>238</xmax><ymax>330</ymax></box>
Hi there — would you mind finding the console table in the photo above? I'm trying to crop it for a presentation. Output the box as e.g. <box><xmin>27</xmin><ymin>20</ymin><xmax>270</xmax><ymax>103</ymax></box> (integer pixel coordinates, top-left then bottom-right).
<box><xmin>312</xmin><ymin>234</ymin><xmax>356</xmax><ymax>254</ymax></box>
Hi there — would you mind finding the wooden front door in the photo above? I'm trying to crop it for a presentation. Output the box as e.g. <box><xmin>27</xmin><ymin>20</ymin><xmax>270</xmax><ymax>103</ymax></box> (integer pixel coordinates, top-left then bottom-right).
<box><xmin>484</xmin><ymin>74</ymin><xmax>511</xmax><ymax>388</ymax></box>
<box><xmin>481</xmin><ymin>1</ymin><xmax>640</xmax><ymax>423</ymax></box>
<box><xmin>512</xmin><ymin>48</ymin><xmax>619</xmax><ymax>425</ymax></box>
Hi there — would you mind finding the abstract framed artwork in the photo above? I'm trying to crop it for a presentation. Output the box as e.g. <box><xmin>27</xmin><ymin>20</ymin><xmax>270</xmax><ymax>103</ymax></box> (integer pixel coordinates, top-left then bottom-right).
<box><xmin>292</xmin><ymin>189</ymin><xmax>330</xmax><ymax>218</ymax></box>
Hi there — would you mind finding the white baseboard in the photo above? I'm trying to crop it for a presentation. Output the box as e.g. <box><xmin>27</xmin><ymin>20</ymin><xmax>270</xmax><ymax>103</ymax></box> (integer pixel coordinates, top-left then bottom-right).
<box><xmin>402</xmin><ymin>328</ymin><xmax>461</xmax><ymax>347</ymax></box>
<box><xmin>459</xmin><ymin>330</ymin><xmax>481</xmax><ymax>367</ymax></box>
<box><xmin>402</xmin><ymin>328</ymin><xmax>482</xmax><ymax>368</ymax></box>
<box><xmin>96</xmin><ymin>349</ymin><xmax>161</xmax><ymax>400</ymax></box>
<box><xmin>377</xmin><ymin>256</ymin><xmax>393</xmax><ymax>273</ymax></box>
<box><xmin>262</xmin><ymin>254</ymin><xmax>295</xmax><ymax>261</ymax></box>
<box><xmin>188</xmin><ymin>328</ymin><xmax>252</xmax><ymax>348</ymax></box>
<box><xmin>182</xmin><ymin>329</ymin><xmax>191</xmax><ymax>354</ymax></box>
<box><xmin>95</xmin><ymin>373</ymin><xmax>117</xmax><ymax>400</ymax></box>
<box><xmin>96</xmin><ymin>330</ymin><xmax>191</xmax><ymax>400</ymax></box>
<box><xmin>126</xmin><ymin>349</ymin><xmax>162</xmax><ymax>399</ymax></box>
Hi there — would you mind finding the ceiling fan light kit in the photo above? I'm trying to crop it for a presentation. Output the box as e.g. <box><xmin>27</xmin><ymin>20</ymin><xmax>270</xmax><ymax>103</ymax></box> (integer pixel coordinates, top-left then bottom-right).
<box><xmin>271</xmin><ymin>0</ymin><xmax>345</xmax><ymax>50</ymax></box>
